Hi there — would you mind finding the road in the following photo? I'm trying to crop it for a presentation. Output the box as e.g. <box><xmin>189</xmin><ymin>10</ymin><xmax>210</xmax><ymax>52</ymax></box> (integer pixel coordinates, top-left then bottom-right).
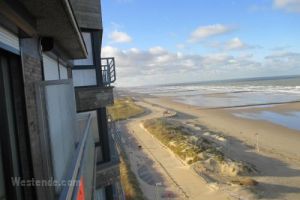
<box><xmin>115</xmin><ymin>101</ymin><xmax>229</xmax><ymax>200</ymax></box>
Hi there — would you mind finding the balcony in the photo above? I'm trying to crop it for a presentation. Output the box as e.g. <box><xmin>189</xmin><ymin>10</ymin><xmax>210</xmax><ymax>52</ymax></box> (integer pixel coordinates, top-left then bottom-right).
<box><xmin>101</xmin><ymin>57</ymin><xmax>116</xmax><ymax>86</ymax></box>
<box><xmin>74</xmin><ymin>57</ymin><xmax>116</xmax><ymax>112</ymax></box>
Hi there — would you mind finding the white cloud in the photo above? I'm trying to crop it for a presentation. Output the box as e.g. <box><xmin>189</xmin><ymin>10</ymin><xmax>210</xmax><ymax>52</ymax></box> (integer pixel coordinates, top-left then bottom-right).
<box><xmin>274</xmin><ymin>0</ymin><xmax>300</xmax><ymax>13</ymax></box>
<box><xmin>149</xmin><ymin>46</ymin><xmax>166</xmax><ymax>55</ymax></box>
<box><xmin>109</xmin><ymin>31</ymin><xmax>132</xmax><ymax>43</ymax></box>
<box><xmin>103</xmin><ymin>45</ymin><xmax>300</xmax><ymax>86</ymax></box>
<box><xmin>225</xmin><ymin>38</ymin><xmax>247</xmax><ymax>50</ymax></box>
<box><xmin>189</xmin><ymin>24</ymin><xmax>234</xmax><ymax>42</ymax></box>
<box><xmin>176</xmin><ymin>44</ymin><xmax>186</xmax><ymax>49</ymax></box>
<box><xmin>102</xmin><ymin>45</ymin><xmax>271</xmax><ymax>86</ymax></box>
<box><xmin>265</xmin><ymin>52</ymin><xmax>300</xmax><ymax>69</ymax></box>
<box><xmin>207</xmin><ymin>38</ymin><xmax>259</xmax><ymax>51</ymax></box>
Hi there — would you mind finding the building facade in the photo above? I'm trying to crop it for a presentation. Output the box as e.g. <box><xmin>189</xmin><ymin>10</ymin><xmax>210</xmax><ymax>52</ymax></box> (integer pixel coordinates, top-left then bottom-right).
<box><xmin>0</xmin><ymin>0</ymin><xmax>121</xmax><ymax>199</ymax></box>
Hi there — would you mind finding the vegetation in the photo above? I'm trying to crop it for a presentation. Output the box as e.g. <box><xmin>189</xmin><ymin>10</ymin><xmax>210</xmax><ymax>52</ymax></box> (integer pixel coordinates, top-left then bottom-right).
<box><xmin>143</xmin><ymin>118</ymin><xmax>224</xmax><ymax>164</ymax></box>
<box><xmin>144</xmin><ymin>118</ymin><xmax>257</xmax><ymax>182</ymax></box>
<box><xmin>231</xmin><ymin>178</ymin><xmax>258</xmax><ymax>186</ymax></box>
<box><xmin>119</xmin><ymin>153</ymin><xmax>145</xmax><ymax>200</ymax></box>
<box><xmin>108</xmin><ymin>97</ymin><xmax>145</xmax><ymax>121</ymax></box>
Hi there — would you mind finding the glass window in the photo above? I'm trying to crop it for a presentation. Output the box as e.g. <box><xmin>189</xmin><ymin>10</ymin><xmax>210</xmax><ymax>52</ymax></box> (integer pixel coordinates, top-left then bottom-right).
<box><xmin>0</xmin><ymin>53</ymin><xmax>21</xmax><ymax>199</ymax></box>
<box><xmin>73</xmin><ymin>32</ymin><xmax>94</xmax><ymax>66</ymax></box>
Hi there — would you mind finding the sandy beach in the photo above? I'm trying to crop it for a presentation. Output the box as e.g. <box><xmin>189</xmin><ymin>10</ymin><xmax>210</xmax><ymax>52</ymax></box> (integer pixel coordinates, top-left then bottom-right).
<box><xmin>117</xmin><ymin>101</ymin><xmax>230</xmax><ymax>200</ymax></box>
<box><xmin>123</xmin><ymin>94</ymin><xmax>300</xmax><ymax>200</ymax></box>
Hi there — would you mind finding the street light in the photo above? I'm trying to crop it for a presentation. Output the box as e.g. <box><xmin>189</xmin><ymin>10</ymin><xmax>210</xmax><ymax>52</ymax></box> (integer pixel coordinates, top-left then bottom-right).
<box><xmin>255</xmin><ymin>133</ymin><xmax>259</xmax><ymax>152</ymax></box>
<box><xmin>155</xmin><ymin>182</ymin><xmax>162</xmax><ymax>200</ymax></box>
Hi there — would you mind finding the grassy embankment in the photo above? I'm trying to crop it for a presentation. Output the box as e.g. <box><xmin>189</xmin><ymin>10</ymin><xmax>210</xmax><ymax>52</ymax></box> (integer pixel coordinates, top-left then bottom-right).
<box><xmin>108</xmin><ymin>97</ymin><xmax>146</xmax><ymax>199</ymax></box>
<box><xmin>143</xmin><ymin>118</ymin><xmax>258</xmax><ymax>186</ymax></box>
<box><xmin>143</xmin><ymin>118</ymin><xmax>223</xmax><ymax>164</ymax></box>
<box><xmin>119</xmin><ymin>152</ymin><xmax>145</xmax><ymax>200</ymax></box>
<box><xmin>108</xmin><ymin>97</ymin><xmax>144</xmax><ymax>121</ymax></box>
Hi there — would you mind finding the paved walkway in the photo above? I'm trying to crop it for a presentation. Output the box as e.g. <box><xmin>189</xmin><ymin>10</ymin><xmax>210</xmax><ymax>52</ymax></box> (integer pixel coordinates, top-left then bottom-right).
<box><xmin>118</xmin><ymin>102</ymin><xmax>228</xmax><ymax>200</ymax></box>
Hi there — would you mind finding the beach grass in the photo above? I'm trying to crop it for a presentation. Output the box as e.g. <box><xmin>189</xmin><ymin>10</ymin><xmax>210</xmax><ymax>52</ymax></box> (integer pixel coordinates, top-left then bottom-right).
<box><xmin>143</xmin><ymin>118</ymin><xmax>224</xmax><ymax>164</ymax></box>
<box><xmin>119</xmin><ymin>152</ymin><xmax>145</xmax><ymax>200</ymax></box>
<box><xmin>143</xmin><ymin>118</ymin><xmax>256</xmax><ymax>179</ymax></box>
<box><xmin>108</xmin><ymin>97</ymin><xmax>145</xmax><ymax>121</ymax></box>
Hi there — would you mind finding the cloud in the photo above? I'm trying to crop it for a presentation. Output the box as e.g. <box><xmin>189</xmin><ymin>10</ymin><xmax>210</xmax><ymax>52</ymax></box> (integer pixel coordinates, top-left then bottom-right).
<box><xmin>271</xmin><ymin>45</ymin><xmax>291</xmax><ymax>51</ymax></box>
<box><xmin>149</xmin><ymin>46</ymin><xmax>167</xmax><ymax>55</ymax></box>
<box><xmin>208</xmin><ymin>38</ymin><xmax>258</xmax><ymax>51</ymax></box>
<box><xmin>108</xmin><ymin>31</ymin><xmax>132</xmax><ymax>43</ymax></box>
<box><xmin>265</xmin><ymin>51</ymin><xmax>300</xmax><ymax>59</ymax></box>
<box><xmin>102</xmin><ymin>45</ymin><xmax>269</xmax><ymax>86</ymax></box>
<box><xmin>274</xmin><ymin>0</ymin><xmax>300</xmax><ymax>13</ymax></box>
<box><xmin>264</xmin><ymin>51</ymin><xmax>300</xmax><ymax>73</ymax></box>
<box><xmin>176</xmin><ymin>44</ymin><xmax>186</xmax><ymax>49</ymax></box>
<box><xmin>225</xmin><ymin>38</ymin><xmax>248</xmax><ymax>50</ymax></box>
<box><xmin>188</xmin><ymin>24</ymin><xmax>234</xmax><ymax>43</ymax></box>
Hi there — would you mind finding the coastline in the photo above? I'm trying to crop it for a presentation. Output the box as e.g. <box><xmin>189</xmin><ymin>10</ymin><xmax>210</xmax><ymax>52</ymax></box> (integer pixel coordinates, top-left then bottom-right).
<box><xmin>143</xmin><ymin>96</ymin><xmax>300</xmax><ymax>162</ymax></box>
<box><xmin>137</xmin><ymin>95</ymin><xmax>300</xmax><ymax>200</ymax></box>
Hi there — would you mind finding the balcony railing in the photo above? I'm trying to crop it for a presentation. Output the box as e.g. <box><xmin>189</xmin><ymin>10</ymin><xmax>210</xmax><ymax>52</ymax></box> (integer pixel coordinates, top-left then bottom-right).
<box><xmin>101</xmin><ymin>57</ymin><xmax>116</xmax><ymax>86</ymax></box>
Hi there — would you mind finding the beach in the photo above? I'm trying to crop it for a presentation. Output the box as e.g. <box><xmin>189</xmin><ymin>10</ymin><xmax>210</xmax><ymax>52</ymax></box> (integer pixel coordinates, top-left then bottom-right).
<box><xmin>114</xmin><ymin>76</ymin><xmax>300</xmax><ymax>199</ymax></box>
<box><xmin>144</xmin><ymin>97</ymin><xmax>300</xmax><ymax>161</ymax></box>
<box><xmin>135</xmin><ymin>96</ymin><xmax>300</xmax><ymax>200</ymax></box>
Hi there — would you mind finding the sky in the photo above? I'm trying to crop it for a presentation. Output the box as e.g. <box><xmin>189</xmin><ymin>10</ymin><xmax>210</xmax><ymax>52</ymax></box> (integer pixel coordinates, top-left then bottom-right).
<box><xmin>101</xmin><ymin>0</ymin><xmax>300</xmax><ymax>86</ymax></box>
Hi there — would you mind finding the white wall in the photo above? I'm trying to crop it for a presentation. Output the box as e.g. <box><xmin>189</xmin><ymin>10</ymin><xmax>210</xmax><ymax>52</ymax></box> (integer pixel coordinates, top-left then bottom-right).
<box><xmin>72</xmin><ymin>69</ymin><xmax>97</xmax><ymax>86</ymax></box>
<box><xmin>43</xmin><ymin>54</ymin><xmax>59</xmax><ymax>80</ymax></box>
<box><xmin>59</xmin><ymin>63</ymin><xmax>68</xmax><ymax>79</ymax></box>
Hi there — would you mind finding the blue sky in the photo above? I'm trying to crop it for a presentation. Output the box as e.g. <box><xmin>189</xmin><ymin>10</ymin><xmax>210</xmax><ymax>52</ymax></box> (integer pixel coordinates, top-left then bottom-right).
<box><xmin>101</xmin><ymin>0</ymin><xmax>300</xmax><ymax>86</ymax></box>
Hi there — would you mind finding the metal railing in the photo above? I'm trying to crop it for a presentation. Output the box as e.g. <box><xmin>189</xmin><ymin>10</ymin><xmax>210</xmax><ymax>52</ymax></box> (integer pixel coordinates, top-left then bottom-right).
<box><xmin>101</xmin><ymin>57</ymin><xmax>116</xmax><ymax>86</ymax></box>
<box><xmin>59</xmin><ymin>113</ymin><xmax>94</xmax><ymax>200</ymax></box>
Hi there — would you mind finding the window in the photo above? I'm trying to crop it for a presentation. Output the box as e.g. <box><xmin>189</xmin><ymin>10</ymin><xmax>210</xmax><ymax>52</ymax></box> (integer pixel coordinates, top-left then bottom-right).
<box><xmin>0</xmin><ymin>52</ymin><xmax>22</xmax><ymax>200</ymax></box>
<box><xmin>73</xmin><ymin>32</ymin><xmax>94</xmax><ymax>66</ymax></box>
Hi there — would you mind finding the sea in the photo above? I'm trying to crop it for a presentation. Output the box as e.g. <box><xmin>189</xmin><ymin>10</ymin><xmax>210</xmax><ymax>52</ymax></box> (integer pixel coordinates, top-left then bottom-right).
<box><xmin>132</xmin><ymin>75</ymin><xmax>300</xmax><ymax>131</ymax></box>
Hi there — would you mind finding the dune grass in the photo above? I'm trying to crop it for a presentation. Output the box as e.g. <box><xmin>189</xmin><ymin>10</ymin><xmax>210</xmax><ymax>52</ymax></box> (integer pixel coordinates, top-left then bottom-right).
<box><xmin>108</xmin><ymin>97</ymin><xmax>145</xmax><ymax>121</ymax></box>
<box><xmin>119</xmin><ymin>152</ymin><xmax>145</xmax><ymax>200</ymax></box>
<box><xmin>143</xmin><ymin>118</ymin><xmax>224</xmax><ymax>164</ymax></box>
<box><xmin>144</xmin><ymin>118</ymin><xmax>257</xmax><ymax>180</ymax></box>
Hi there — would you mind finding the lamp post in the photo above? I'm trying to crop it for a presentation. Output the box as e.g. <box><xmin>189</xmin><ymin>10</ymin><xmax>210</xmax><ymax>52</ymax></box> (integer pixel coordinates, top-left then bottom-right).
<box><xmin>255</xmin><ymin>133</ymin><xmax>259</xmax><ymax>152</ymax></box>
<box><xmin>155</xmin><ymin>182</ymin><xmax>162</xmax><ymax>200</ymax></box>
